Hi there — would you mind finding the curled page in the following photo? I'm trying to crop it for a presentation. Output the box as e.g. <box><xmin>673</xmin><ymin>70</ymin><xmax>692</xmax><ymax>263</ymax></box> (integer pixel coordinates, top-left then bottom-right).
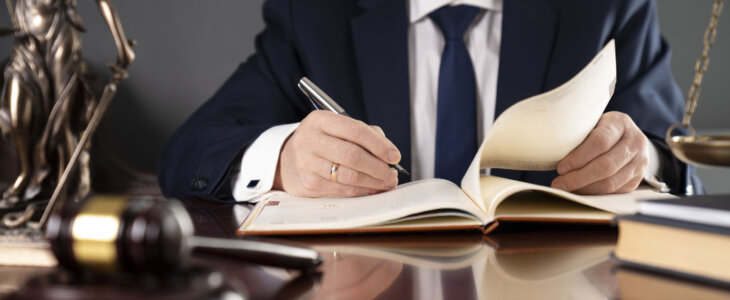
<box><xmin>462</xmin><ymin>40</ymin><xmax>616</xmax><ymax>210</ymax></box>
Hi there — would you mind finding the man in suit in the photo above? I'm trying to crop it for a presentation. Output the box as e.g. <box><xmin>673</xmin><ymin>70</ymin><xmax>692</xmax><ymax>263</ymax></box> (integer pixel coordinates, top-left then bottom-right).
<box><xmin>158</xmin><ymin>0</ymin><xmax>701</xmax><ymax>202</ymax></box>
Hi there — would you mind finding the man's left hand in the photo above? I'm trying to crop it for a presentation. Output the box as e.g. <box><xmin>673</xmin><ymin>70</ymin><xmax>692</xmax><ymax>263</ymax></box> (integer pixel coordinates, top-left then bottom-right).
<box><xmin>551</xmin><ymin>111</ymin><xmax>649</xmax><ymax>195</ymax></box>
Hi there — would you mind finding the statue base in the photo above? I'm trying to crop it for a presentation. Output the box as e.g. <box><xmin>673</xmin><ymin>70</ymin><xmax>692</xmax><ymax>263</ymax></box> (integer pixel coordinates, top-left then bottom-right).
<box><xmin>0</xmin><ymin>198</ymin><xmax>49</xmax><ymax>229</ymax></box>
<box><xmin>0</xmin><ymin>226</ymin><xmax>45</xmax><ymax>244</ymax></box>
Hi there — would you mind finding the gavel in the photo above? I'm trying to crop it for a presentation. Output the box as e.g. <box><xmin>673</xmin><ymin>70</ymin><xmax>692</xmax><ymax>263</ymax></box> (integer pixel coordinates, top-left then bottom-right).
<box><xmin>45</xmin><ymin>195</ymin><xmax>322</xmax><ymax>273</ymax></box>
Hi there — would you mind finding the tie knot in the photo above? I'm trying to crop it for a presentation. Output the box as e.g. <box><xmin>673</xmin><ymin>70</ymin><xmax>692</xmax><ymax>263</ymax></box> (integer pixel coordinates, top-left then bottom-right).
<box><xmin>429</xmin><ymin>5</ymin><xmax>481</xmax><ymax>41</ymax></box>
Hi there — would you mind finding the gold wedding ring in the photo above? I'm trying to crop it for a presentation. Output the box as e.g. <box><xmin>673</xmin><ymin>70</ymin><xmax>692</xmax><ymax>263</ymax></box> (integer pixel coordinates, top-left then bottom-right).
<box><xmin>330</xmin><ymin>163</ymin><xmax>340</xmax><ymax>182</ymax></box>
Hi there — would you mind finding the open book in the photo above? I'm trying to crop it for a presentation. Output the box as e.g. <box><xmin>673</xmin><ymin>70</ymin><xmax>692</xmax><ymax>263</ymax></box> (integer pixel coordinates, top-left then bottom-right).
<box><xmin>238</xmin><ymin>40</ymin><xmax>672</xmax><ymax>236</ymax></box>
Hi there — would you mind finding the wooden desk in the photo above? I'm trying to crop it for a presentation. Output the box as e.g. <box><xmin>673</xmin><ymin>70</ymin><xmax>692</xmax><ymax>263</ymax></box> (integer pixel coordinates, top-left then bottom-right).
<box><xmin>3</xmin><ymin>199</ymin><xmax>730</xmax><ymax>299</ymax></box>
<box><xmin>183</xmin><ymin>199</ymin><xmax>730</xmax><ymax>300</ymax></box>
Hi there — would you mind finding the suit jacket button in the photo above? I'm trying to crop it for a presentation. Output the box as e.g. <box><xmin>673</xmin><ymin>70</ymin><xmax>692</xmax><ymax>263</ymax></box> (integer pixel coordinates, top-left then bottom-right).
<box><xmin>191</xmin><ymin>178</ymin><xmax>208</xmax><ymax>191</ymax></box>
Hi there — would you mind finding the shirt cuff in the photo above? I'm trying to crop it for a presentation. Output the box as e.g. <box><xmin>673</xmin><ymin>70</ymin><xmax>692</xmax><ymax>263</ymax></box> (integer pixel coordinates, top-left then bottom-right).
<box><xmin>231</xmin><ymin>123</ymin><xmax>300</xmax><ymax>202</ymax></box>
<box><xmin>643</xmin><ymin>139</ymin><xmax>669</xmax><ymax>192</ymax></box>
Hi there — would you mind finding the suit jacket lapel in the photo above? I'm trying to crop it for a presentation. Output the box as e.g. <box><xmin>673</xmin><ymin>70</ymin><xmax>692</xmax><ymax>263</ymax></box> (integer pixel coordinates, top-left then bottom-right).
<box><xmin>495</xmin><ymin>0</ymin><xmax>558</xmax><ymax>116</ymax></box>
<box><xmin>351</xmin><ymin>0</ymin><xmax>412</xmax><ymax>181</ymax></box>
<box><xmin>492</xmin><ymin>0</ymin><xmax>558</xmax><ymax>181</ymax></box>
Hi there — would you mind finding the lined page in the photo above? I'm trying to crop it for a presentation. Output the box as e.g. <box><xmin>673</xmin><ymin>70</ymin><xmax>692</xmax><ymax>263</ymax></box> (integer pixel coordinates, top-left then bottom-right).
<box><xmin>241</xmin><ymin>179</ymin><xmax>487</xmax><ymax>232</ymax></box>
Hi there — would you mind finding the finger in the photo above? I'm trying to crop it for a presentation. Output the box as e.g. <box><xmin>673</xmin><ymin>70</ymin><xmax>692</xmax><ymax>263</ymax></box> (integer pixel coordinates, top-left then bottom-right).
<box><xmin>552</xmin><ymin>134</ymin><xmax>638</xmax><ymax>191</ymax></box>
<box><xmin>336</xmin><ymin>164</ymin><xmax>398</xmax><ymax>191</ymax></box>
<box><xmin>557</xmin><ymin>114</ymin><xmax>625</xmax><ymax>175</ymax></box>
<box><xmin>371</xmin><ymin>125</ymin><xmax>386</xmax><ymax>137</ymax></box>
<box><xmin>614</xmin><ymin>175</ymin><xmax>644</xmax><ymax>194</ymax></box>
<box><xmin>297</xmin><ymin>171</ymin><xmax>379</xmax><ymax>197</ymax></box>
<box><xmin>320</xmin><ymin>177</ymin><xmax>380</xmax><ymax>197</ymax></box>
<box><xmin>572</xmin><ymin>155</ymin><xmax>645</xmax><ymax>195</ymax></box>
<box><xmin>318</xmin><ymin>113</ymin><xmax>401</xmax><ymax>164</ymax></box>
<box><xmin>310</xmin><ymin>154</ymin><xmax>397</xmax><ymax>190</ymax></box>
<box><xmin>315</xmin><ymin>134</ymin><xmax>394</xmax><ymax>182</ymax></box>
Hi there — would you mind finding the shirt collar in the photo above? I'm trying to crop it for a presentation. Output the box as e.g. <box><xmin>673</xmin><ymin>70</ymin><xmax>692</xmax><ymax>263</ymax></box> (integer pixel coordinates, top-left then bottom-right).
<box><xmin>409</xmin><ymin>0</ymin><xmax>503</xmax><ymax>23</ymax></box>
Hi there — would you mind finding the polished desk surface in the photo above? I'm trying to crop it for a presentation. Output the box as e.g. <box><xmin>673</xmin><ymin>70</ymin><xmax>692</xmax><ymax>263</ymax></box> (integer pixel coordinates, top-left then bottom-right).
<box><xmin>2</xmin><ymin>198</ymin><xmax>730</xmax><ymax>300</ymax></box>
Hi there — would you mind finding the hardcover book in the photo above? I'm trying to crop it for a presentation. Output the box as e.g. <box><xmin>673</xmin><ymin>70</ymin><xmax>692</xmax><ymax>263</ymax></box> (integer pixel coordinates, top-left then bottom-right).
<box><xmin>614</xmin><ymin>195</ymin><xmax>730</xmax><ymax>285</ymax></box>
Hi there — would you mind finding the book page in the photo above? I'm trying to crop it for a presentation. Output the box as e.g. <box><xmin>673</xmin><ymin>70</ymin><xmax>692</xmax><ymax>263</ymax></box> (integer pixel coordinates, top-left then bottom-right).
<box><xmin>493</xmin><ymin>191</ymin><xmax>615</xmax><ymax>221</ymax></box>
<box><xmin>479</xmin><ymin>176</ymin><xmax>673</xmax><ymax>221</ymax></box>
<box><xmin>461</xmin><ymin>40</ymin><xmax>617</xmax><ymax>210</ymax></box>
<box><xmin>639</xmin><ymin>196</ymin><xmax>730</xmax><ymax>228</ymax></box>
<box><xmin>239</xmin><ymin>179</ymin><xmax>488</xmax><ymax>233</ymax></box>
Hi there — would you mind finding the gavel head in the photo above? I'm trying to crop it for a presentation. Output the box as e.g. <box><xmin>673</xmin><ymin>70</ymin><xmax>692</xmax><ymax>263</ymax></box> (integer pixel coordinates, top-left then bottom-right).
<box><xmin>46</xmin><ymin>195</ymin><xmax>194</xmax><ymax>274</ymax></box>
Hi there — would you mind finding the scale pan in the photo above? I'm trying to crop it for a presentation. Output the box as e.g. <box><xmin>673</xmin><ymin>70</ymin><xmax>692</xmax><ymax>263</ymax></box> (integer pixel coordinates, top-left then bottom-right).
<box><xmin>668</xmin><ymin>135</ymin><xmax>730</xmax><ymax>167</ymax></box>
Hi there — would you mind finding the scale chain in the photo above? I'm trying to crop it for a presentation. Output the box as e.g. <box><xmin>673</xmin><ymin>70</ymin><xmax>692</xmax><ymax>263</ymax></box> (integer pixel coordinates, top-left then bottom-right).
<box><xmin>684</xmin><ymin>0</ymin><xmax>724</xmax><ymax>127</ymax></box>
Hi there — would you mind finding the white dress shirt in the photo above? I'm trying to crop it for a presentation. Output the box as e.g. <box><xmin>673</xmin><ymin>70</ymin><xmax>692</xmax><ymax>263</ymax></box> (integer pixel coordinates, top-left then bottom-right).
<box><xmin>231</xmin><ymin>0</ymin><xmax>665</xmax><ymax>202</ymax></box>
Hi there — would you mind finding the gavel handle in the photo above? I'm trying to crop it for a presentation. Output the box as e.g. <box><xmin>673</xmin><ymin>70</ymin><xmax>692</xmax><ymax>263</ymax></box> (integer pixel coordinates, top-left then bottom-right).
<box><xmin>190</xmin><ymin>237</ymin><xmax>322</xmax><ymax>270</ymax></box>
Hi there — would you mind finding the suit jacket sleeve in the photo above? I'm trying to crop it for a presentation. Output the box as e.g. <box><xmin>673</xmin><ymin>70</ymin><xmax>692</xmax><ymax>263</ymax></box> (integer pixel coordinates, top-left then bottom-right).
<box><xmin>158</xmin><ymin>0</ymin><xmax>308</xmax><ymax>201</ymax></box>
<box><xmin>608</xmin><ymin>0</ymin><xmax>702</xmax><ymax>194</ymax></box>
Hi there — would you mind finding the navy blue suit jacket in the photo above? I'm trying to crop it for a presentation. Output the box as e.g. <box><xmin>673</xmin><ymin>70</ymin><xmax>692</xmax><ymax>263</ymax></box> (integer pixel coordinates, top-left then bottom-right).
<box><xmin>158</xmin><ymin>0</ymin><xmax>701</xmax><ymax>201</ymax></box>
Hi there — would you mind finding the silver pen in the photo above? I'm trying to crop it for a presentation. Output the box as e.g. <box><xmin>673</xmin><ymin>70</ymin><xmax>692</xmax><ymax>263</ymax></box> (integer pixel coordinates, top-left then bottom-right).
<box><xmin>298</xmin><ymin>77</ymin><xmax>409</xmax><ymax>175</ymax></box>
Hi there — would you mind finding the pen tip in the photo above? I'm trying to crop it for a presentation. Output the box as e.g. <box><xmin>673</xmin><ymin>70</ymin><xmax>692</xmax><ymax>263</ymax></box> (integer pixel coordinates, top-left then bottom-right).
<box><xmin>393</xmin><ymin>164</ymin><xmax>409</xmax><ymax>176</ymax></box>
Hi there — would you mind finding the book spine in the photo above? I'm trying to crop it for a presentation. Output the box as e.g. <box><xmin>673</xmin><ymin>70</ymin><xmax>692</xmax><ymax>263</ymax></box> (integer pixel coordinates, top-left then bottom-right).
<box><xmin>610</xmin><ymin>253</ymin><xmax>730</xmax><ymax>287</ymax></box>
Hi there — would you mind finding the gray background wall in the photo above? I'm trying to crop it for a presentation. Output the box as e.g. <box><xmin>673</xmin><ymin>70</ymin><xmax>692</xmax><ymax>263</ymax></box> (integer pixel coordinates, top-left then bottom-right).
<box><xmin>1</xmin><ymin>0</ymin><xmax>729</xmax><ymax>193</ymax></box>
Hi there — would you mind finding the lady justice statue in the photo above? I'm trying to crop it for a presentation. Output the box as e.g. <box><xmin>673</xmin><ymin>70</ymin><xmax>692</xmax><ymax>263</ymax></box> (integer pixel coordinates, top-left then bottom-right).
<box><xmin>0</xmin><ymin>0</ymin><xmax>134</xmax><ymax>228</ymax></box>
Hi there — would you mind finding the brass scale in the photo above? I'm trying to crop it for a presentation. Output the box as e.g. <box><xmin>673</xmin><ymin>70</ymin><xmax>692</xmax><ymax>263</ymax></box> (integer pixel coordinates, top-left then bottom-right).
<box><xmin>667</xmin><ymin>0</ymin><xmax>730</xmax><ymax>168</ymax></box>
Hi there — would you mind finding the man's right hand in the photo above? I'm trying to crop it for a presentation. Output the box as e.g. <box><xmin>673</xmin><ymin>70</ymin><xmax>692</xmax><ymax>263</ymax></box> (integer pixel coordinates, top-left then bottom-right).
<box><xmin>273</xmin><ymin>111</ymin><xmax>401</xmax><ymax>197</ymax></box>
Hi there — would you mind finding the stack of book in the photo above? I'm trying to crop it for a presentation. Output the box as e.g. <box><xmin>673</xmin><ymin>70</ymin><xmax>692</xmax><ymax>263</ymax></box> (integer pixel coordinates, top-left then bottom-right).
<box><xmin>614</xmin><ymin>195</ymin><xmax>730</xmax><ymax>285</ymax></box>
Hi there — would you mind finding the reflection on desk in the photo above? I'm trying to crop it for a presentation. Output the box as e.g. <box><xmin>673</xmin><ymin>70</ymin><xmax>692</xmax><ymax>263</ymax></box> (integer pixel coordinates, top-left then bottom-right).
<box><xmin>297</xmin><ymin>230</ymin><xmax>618</xmax><ymax>300</ymax></box>
<box><xmin>0</xmin><ymin>267</ymin><xmax>52</xmax><ymax>298</ymax></box>
<box><xmin>3</xmin><ymin>199</ymin><xmax>730</xmax><ymax>299</ymax></box>
<box><xmin>617</xmin><ymin>267</ymin><xmax>730</xmax><ymax>300</ymax></box>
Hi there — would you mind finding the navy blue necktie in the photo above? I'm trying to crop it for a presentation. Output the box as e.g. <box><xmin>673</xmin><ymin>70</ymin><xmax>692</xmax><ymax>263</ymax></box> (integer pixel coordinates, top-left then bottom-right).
<box><xmin>431</xmin><ymin>5</ymin><xmax>480</xmax><ymax>184</ymax></box>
